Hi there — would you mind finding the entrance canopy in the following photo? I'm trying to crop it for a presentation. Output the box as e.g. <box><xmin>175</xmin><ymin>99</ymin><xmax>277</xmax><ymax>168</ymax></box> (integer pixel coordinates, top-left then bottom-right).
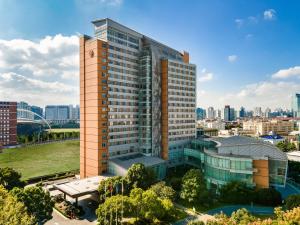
<box><xmin>54</xmin><ymin>175</ymin><xmax>110</xmax><ymax>198</ymax></box>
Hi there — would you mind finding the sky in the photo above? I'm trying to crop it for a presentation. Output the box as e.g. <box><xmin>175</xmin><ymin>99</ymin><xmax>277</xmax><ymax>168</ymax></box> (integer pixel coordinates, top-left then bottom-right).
<box><xmin>0</xmin><ymin>0</ymin><xmax>300</xmax><ymax>110</ymax></box>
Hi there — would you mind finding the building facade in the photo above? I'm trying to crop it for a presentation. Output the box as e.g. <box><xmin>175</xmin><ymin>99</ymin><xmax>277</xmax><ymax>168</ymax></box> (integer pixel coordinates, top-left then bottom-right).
<box><xmin>207</xmin><ymin>107</ymin><xmax>215</xmax><ymax>119</ymax></box>
<box><xmin>80</xmin><ymin>18</ymin><xmax>196</xmax><ymax>178</ymax></box>
<box><xmin>243</xmin><ymin>119</ymin><xmax>294</xmax><ymax>136</ymax></box>
<box><xmin>30</xmin><ymin>105</ymin><xmax>43</xmax><ymax>120</ymax></box>
<box><xmin>292</xmin><ymin>93</ymin><xmax>300</xmax><ymax>117</ymax></box>
<box><xmin>196</xmin><ymin>108</ymin><xmax>206</xmax><ymax>120</ymax></box>
<box><xmin>184</xmin><ymin>136</ymin><xmax>288</xmax><ymax>189</ymax></box>
<box><xmin>0</xmin><ymin>102</ymin><xmax>17</xmax><ymax>146</ymax></box>
<box><xmin>45</xmin><ymin>105</ymin><xmax>70</xmax><ymax>123</ymax></box>
<box><xmin>17</xmin><ymin>101</ymin><xmax>34</xmax><ymax>121</ymax></box>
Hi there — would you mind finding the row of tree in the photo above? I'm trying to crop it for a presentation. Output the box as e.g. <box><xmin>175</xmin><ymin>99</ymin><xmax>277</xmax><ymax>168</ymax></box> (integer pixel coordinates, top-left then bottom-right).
<box><xmin>96</xmin><ymin>164</ymin><xmax>180</xmax><ymax>224</ymax></box>
<box><xmin>189</xmin><ymin>207</ymin><xmax>300</xmax><ymax>225</ymax></box>
<box><xmin>17</xmin><ymin>131</ymin><xmax>79</xmax><ymax>144</ymax></box>
<box><xmin>0</xmin><ymin>167</ymin><xmax>54</xmax><ymax>225</ymax></box>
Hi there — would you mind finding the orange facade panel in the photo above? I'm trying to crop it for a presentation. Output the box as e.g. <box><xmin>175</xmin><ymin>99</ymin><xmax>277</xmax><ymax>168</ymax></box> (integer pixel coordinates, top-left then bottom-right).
<box><xmin>182</xmin><ymin>51</ymin><xmax>189</xmax><ymax>64</ymax></box>
<box><xmin>80</xmin><ymin>36</ymin><xmax>108</xmax><ymax>178</ymax></box>
<box><xmin>253</xmin><ymin>159</ymin><xmax>269</xmax><ymax>189</ymax></box>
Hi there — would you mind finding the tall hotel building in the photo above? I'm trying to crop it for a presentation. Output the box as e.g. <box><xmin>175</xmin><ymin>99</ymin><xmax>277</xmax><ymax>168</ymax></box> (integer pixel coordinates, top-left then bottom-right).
<box><xmin>80</xmin><ymin>19</ymin><xmax>196</xmax><ymax>178</ymax></box>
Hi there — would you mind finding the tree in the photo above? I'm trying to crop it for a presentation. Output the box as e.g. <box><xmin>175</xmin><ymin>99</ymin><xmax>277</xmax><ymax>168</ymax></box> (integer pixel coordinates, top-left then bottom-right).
<box><xmin>98</xmin><ymin>176</ymin><xmax>126</xmax><ymax>202</ymax></box>
<box><xmin>96</xmin><ymin>194</ymin><xmax>132</xmax><ymax>225</ymax></box>
<box><xmin>0</xmin><ymin>185</ymin><xmax>35</xmax><ymax>225</ymax></box>
<box><xmin>285</xmin><ymin>194</ymin><xmax>300</xmax><ymax>210</ymax></box>
<box><xmin>11</xmin><ymin>185</ymin><xmax>54</xmax><ymax>223</ymax></box>
<box><xmin>150</xmin><ymin>181</ymin><xmax>176</xmax><ymax>201</ymax></box>
<box><xmin>180</xmin><ymin>169</ymin><xmax>208</xmax><ymax>203</ymax></box>
<box><xmin>219</xmin><ymin>181</ymin><xmax>253</xmax><ymax>204</ymax></box>
<box><xmin>254</xmin><ymin>188</ymin><xmax>282</xmax><ymax>206</ymax></box>
<box><xmin>276</xmin><ymin>141</ymin><xmax>296</xmax><ymax>152</ymax></box>
<box><xmin>129</xmin><ymin>188</ymin><xmax>175</xmax><ymax>223</ymax></box>
<box><xmin>0</xmin><ymin>167</ymin><xmax>25</xmax><ymax>190</ymax></box>
<box><xmin>205</xmin><ymin>207</ymin><xmax>300</xmax><ymax>224</ymax></box>
<box><xmin>125</xmin><ymin>163</ymin><xmax>156</xmax><ymax>190</ymax></box>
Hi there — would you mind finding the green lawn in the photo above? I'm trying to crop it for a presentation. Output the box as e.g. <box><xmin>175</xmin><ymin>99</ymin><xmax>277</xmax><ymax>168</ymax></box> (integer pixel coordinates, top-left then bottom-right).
<box><xmin>0</xmin><ymin>140</ymin><xmax>80</xmax><ymax>180</ymax></box>
<box><xmin>46</xmin><ymin>128</ymin><xmax>80</xmax><ymax>133</ymax></box>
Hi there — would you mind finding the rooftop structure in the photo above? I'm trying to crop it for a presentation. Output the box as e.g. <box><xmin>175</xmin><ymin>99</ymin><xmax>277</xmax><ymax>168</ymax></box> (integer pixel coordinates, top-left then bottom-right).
<box><xmin>183</xmin><ymin>136</ymin><xmax>288</xmax><ymax>189</ymax></box>
<box><xmin>109</xmin><ymin>153</ymin><xmax>166</xmax><ymax>179</ymax></box>
<box><xmin>54</xmin><ymin>175</ymin><xmax>110</xmax><ymax>204</ymax></box>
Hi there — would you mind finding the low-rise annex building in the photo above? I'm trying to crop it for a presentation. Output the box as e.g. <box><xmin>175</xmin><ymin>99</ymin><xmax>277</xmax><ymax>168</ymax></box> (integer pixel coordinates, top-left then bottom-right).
<box><xmin>183</xmin><ymin>136</ymin><xmax>288</xmax><ymax>189</ymax></box>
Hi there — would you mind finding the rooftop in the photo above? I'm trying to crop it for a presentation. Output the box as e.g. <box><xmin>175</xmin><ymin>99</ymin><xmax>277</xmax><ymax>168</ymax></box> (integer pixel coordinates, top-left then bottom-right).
<box><xmin>260</xmin><ymin>135</ymin><xmax>284</xmax><ymax>140</ymax></box>
<box><xmin>287</xmin><ymin>151</ymin><xmax>300</xmax><ymax>162</ymax></box>
<box><xmin>110</xmin><ymin>153</ymin><xmax>165</xmax><ymax>170</ymax></box>
<box><xmin>210</xmin><ymin>136</ymin><xmax>287</xmax><ymax>161</ymax></box>
<box><xmin>54</xmin><ymin>175</ymin><xmax>111</xmax><ymax>198</ymax></box>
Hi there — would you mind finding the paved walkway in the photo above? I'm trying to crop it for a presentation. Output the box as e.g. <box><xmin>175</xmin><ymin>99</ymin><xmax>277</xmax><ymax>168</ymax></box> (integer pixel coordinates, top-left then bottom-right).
<box><xmin>172</xmin><ymin>204</ymin><xmax>214</xmax><ymax>225</ymax></box>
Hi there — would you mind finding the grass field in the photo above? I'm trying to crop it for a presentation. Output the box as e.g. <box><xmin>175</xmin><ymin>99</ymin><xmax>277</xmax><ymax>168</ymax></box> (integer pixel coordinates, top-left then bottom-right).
<box><xmin>0</xmin><ymin>140</ymin><xmax>80</xmax><ymax>180</ymax></box>
<box><xmin>46</xmin><ymin>128</ymin><xmax>80</xmax><ymax>133</ymax></box>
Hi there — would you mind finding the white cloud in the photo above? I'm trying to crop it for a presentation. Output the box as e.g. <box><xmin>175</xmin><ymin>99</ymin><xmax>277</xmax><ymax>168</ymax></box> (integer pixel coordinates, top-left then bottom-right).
<box><xmin>264</xmin><ymin>9</ymin><xmax>276</xmax><ymax>20</ymax></box>
<box><xmin>0</xmin><ymin>35</ymin><xmax>79</xmax><ymax>106</ymax></box>
<box><xmin>0</xmin><ymin>72</ymin><xmax>78</xmax><ymax>107</ymax></box>
<box><xmin>272</xmin><ymin>66</ymin><xmax>300</xmax><ymax>79</ymax></box>
<box><xmin>235</xmin><ymin>19</ymin><xmax>244</xmax><ymax>28</ymax></box>
<box><xmin>217</xmin><ymin>80</ymin><xmax>300</xmax><ymax>110</ymax></box>
<box><xmin>0</xmin><ymin>34</ymin><xmax>79</xmax><ymax>80</ymax></box>
<box><xmin>228</xmin><ymin>55</ymin><xmax>237</xmax><ymax>63</ymax></box>
<box><xmin>198</xmin><ymin>68</ymin><xmax>213</xmax><ymax>82</ymax></box>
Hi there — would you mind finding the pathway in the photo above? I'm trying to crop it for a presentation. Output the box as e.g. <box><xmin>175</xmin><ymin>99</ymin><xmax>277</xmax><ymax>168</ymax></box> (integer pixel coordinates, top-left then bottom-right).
<box><xmin>172</xmin><ymin>204</ymin><xmax>214</xmax><ymax>225</ymax></box>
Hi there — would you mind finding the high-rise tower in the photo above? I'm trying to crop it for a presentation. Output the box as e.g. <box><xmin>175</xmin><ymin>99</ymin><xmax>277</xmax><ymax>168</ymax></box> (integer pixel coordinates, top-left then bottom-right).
<box><xmin>80</xmin><ymin>19</ymin><xmax>196</xmax><ymax>178</ymax></box>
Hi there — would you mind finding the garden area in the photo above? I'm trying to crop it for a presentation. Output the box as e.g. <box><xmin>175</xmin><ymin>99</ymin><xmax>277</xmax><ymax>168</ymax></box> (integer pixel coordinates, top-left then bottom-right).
<box><xmin>0</xmin><ymin>140</ymin><xmax>79</xmax><ymax>180</ymax></box>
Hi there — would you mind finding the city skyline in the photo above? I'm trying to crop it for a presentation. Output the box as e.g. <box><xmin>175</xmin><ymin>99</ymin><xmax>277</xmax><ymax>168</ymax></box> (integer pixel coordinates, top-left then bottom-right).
<box><xmin>0</xmin><ymin>0</ymin><xmax>300</xmax><ymax>109</ymax></box>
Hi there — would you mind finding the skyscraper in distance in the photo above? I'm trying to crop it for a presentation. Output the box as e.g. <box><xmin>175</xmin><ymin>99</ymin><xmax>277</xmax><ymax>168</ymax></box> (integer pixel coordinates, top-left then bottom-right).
<box><xmin>292</xmin><ymin>93</ymin><xmax>300</xmax><ymax>117</ymax></box>
<box><xmin>80</xmin><ymin>18</ymin><xmax>196</xmax><ymax>178</ymax></box>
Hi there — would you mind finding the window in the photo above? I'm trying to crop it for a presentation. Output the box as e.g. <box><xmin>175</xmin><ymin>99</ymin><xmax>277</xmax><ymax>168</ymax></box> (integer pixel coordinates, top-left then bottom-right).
<box><xmin>102</xmin><ymin>43</ymin><xmax>107</xmax><ymax>48</ymax></box>
<box><xmin>102</xmin><ymin>143</ymin><xmax>106</xmax><ymax>147</ymax></box>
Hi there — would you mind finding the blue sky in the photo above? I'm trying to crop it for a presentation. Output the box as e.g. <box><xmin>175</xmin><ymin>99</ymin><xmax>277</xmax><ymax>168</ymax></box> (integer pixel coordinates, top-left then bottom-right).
<box><xmin>0</xmin><ymin>0</ymin><xmax>299</xmax><ymax>110</ymax></box>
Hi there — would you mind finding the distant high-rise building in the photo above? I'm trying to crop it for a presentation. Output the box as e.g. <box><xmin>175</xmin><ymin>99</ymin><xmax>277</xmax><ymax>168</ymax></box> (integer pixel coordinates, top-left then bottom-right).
<box><xmin>224</xmin><ymin>105</ymin><xmax>231</xmax><ymax>121</ymax></box>
<box><xmin>230</xmin><ymin>108</ymin><xmax>236</xmax><ymax>121</ymax></box>
<box><xmin>0</xmin><ymin>102</ymin><xmax>17</xmax><ymax>146</ymax></box>
<box><xmin>45</xmin><ymin>105</ymin><xmax>69</xmax><ymax>121</ymax></box>
<box><xmin>239</xmin><ymin>106</ymin><xmax>245</xmax><ymax>118</ymax></box>
<box><xmin>30</xmin><ymin>105</ymin><xmax>43</xmax><ymax>120</ymax></box>
<box><xmin>264</xmin><ymin>107</ymin><xmax>271</xmax><ymax>118</ymax></box>
<box><xmin>216</xmin><ymin>109</ymin><xmax>222</xmax><ymax>118</ymax></box>
<box><xmin>254</xmin><ymin>107</ymin><xmax>262</xmax><ymax>117</ymax></box>
<box><xmin>207</xmin><ymin>107</ymin><xmax>215</xmax><ymax>119</ymax></box>
<box><xmin>292</xmin><ymin>93</ymin><xmax>300</xmax><ymax>117</ymax></box>
<box><xmin>224</xmin><ymin>105</ymin><xmax>235</xmax><ymax>121</ymax></box>
<box><xmin>72</xmin><ymin>105</ymin><xmax>80</xmax><ymax>120</ymax></box>
<box><xmin>17</xmin><ymin>102</ymin><xmax>34</xmax><ymax>120</ymax></box>
<box><xmin>196</xmin><ymin>108</ymin><xmax>206</xmax><ymax>120</ymax></box>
